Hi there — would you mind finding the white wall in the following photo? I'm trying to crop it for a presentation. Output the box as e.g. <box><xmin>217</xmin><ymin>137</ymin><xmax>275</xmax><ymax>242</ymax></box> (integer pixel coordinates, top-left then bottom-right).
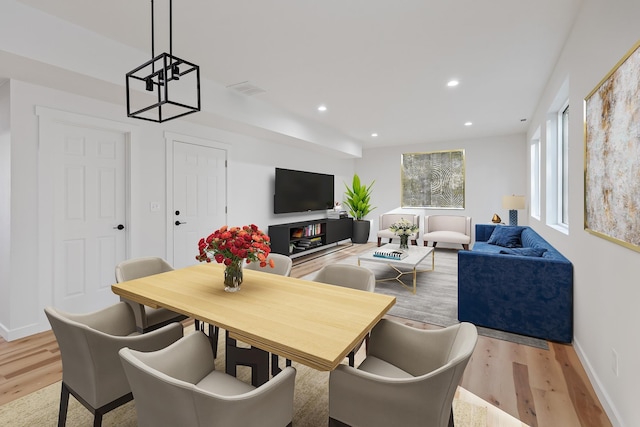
<box><xmin>0</xmin><ymin>78</ymin><xmax>355</xmax><ymax>340</ymax></box>
<box><xmin>0</xmin><ymin>80</ymin><xmax>10</xmax><ymax>331</ymax></box>
<box><xmin>525</xmin><ymin>1</ymin><xmax>640</xmax><ymax>425</ymax></box>
<box><xmin>223</xmin><ymin>132</ymin><xmax>353</xmax><ymax>228</ymax></box>
<box><xmin>0</xmin><ymin>1</ymin><xmax>361</xmax><ymax>341</ymax></box>
<box><xmin>357</xmin><ymin>134</ymin><xmax>527</xmax><ymax>246</ymax></box>
<box><xmin>6</xmin><ymin>80</ymin><xmax>40</xmax><ymax>335</ymax></box>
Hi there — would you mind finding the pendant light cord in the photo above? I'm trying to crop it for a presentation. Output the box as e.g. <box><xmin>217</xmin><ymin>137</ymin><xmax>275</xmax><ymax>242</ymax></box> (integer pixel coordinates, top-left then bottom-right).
<box><xmin>150</xmin><ymin>0</ymin><xmax>155</xmax><ymax>71</ymax></box>
<box><xmin>150</xmin><ymin>0</ymin><xmax>174</xmax><ymax>68</ymax></box>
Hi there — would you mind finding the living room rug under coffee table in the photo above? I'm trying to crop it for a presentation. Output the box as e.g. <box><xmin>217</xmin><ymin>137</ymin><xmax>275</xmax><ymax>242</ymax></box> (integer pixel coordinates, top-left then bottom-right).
<box><xmin>303</xmin><ymin>247</ymin><xmax>548</xmax><ymax>350</ymax></box>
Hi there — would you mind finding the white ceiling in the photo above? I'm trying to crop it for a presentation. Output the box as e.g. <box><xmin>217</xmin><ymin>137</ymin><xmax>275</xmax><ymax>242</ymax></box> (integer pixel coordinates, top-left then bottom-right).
<box><xmin>17</xmin><ymin>0</ymin><xmax>583</xmax><ymax>148</ymax></box>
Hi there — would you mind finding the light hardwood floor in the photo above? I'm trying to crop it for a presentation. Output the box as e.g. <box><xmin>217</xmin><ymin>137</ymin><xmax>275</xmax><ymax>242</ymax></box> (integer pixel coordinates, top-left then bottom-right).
<box><xmin>0</xmin><ymin>243</ymin><xmax>611</xmax><ymax>427</ymax></box>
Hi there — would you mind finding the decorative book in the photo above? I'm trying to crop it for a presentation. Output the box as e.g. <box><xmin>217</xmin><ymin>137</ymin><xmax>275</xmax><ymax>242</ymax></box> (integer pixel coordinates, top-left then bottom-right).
<box><xmin>373</xmin><ymin>248</ymin><xmax>408</xmax><ymax>260</ymax></box>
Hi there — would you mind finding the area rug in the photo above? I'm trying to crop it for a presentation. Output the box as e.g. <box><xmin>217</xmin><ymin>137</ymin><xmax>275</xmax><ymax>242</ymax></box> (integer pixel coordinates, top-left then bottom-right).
<box><xmin>303</xmin><ymin>248</ymin><xmax>548</xmax><ymax>350</ymax></box>
<box><xmin>0</xmin><ymin>361</ymin><xmax>486</xmax><ymax>427</ymax></box>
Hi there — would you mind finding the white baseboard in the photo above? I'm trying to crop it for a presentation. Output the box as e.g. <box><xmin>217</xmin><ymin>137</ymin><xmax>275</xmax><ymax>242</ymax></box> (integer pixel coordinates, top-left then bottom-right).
<box><xmin>573</xmin><ymin>337</ymin><xmax>624</xmax><ymax>427</ymax></box>
<box><xmin>0</xmin><ymin>320</ymin><xmax>50</xmax><ymax>342</ymax></box>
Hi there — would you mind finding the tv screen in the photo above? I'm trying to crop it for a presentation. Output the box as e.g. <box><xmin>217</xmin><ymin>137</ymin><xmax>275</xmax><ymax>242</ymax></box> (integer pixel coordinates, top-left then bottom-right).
<box><xmin>274</xmin><ymin>168</ymin><xmax>334</xmax><ymax>214</ymax></box>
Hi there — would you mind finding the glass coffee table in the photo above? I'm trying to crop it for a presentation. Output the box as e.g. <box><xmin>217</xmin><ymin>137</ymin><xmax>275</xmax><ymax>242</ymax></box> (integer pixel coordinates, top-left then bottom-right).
<box><xmin>358</xmin><ymin>244</ymin><xmax>435</xmax><ymax>294</ymax></box>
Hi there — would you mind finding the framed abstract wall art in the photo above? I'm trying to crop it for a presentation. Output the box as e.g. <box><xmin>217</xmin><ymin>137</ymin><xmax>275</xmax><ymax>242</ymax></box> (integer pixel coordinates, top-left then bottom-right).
<box><xmin>584</xmin><ymin>40</ymin><xmax>640</xmax><ymax>252</ymax></box>
<box><xmin>401</xmin><ymin>149</ymin><xmax>465</xmax><ymax>209</ymax></box>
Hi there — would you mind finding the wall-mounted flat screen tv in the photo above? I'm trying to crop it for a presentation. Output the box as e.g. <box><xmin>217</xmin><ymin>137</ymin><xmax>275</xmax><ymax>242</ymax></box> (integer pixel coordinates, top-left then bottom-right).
<box><xmin>274</xmin><ymin>168</ymin><xmax>334</xmax><ymax>214</ymax></box>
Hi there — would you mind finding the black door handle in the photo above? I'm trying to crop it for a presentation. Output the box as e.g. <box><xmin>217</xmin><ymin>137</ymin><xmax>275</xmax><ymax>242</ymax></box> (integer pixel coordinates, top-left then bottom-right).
<box><xmin>113</xmin><ymin>224</ymin><xmax>125</xmax><ymax>230</ymax></box>
<box><xmin>175</xmin><ymin>221</ymin><xmax>187</xmax><ymax>226</ymax></box>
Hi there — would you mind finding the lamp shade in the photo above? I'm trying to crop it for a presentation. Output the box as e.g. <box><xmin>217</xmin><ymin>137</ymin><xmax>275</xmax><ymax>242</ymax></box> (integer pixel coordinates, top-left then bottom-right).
<box><xmin>502</xmin><ymin>195</ymin><xmax>526</xmax><ymax>210</ymax></box>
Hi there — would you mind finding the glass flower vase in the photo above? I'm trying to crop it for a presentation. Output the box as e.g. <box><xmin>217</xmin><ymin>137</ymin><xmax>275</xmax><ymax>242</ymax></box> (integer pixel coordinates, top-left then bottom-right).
<box><xmin>224</xmin><ymin>259</ymin><xmax>243</xmax><ymax>292</ymax></box>
<box><xmin>399</xmin><ymin>234</ymin><xmax>409</xmax><ymax>250</ymax></box>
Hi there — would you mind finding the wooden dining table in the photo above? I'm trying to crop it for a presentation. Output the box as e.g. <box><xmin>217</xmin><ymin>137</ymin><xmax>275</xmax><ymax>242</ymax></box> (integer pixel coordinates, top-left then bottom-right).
<box><xmin>112</xmin><ymin>262</ymin><xmax>395</xmax><ymax>384</ymax></box>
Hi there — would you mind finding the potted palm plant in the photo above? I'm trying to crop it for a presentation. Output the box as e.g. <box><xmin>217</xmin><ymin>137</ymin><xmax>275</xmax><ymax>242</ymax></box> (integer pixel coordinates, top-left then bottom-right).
<box><xmin>343</xmin><ymin>174</ymin><xmax>376</xmax><ymax>243</ymax></box>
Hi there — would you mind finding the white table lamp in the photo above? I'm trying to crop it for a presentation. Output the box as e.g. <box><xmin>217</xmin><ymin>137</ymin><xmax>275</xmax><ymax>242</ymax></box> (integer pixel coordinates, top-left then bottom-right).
<box><xmin>502</xmin><ymin>195</ymin><xmax>525</xmax><ymax>226</ymax></box>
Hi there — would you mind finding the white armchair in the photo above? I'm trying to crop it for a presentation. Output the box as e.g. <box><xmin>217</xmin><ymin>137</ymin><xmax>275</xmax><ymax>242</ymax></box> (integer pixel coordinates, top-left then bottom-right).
<box><xmin>377</xmin><ymin>214</ymin><xmax>420</xmax><ymax>247</ymax></box>
<box><xmin>328</xmin><ymin>319</ymin><xmax>478</xmax><ymax>427</ymax></box>
<box><xmin>422</xmin><ymin>215</ymin><xmax>472</xmax><ymax>250</ymax></box>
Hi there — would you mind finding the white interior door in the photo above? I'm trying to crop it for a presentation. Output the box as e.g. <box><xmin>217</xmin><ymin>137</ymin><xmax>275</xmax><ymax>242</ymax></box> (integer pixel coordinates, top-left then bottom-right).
<box><xmin>52</xmin><ymin>124</ymin><xmax>127</xmax><ymax>312</ymax></box>
<box><xmin>172</xmin><ymin>140</ymin><xmax>226</xmax><ymax>269</ymax></box>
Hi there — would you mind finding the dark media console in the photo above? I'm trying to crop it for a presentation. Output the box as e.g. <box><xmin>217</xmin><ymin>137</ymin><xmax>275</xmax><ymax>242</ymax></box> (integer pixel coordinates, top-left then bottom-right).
<box><xmin>268</xmin><ymin>218</ymin><xmax>353</xmax><ymax>258</ymax></box>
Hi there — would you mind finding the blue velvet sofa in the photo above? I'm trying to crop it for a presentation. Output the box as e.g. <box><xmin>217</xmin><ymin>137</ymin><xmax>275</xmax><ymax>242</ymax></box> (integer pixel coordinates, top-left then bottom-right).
<box><xmin>458</xmin><ymin>224</ymin><xmax>573</xmax><ymax>343</ymax></box>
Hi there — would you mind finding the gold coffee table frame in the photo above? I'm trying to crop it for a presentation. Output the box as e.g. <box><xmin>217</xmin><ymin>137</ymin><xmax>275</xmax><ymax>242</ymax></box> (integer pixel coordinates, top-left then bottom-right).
<box><xmin>358</xmin><ymin>244</ymin><xmax>435</xmax><ymax>294</ymax></box>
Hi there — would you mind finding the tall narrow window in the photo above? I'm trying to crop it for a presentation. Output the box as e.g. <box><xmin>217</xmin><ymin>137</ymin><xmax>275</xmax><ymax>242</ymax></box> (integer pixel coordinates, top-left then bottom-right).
<box><xmin>545</xmin><ymin>78</ymin><xmax>569</xmax><ymax>233</ymax></box>
<box><xmin>530</xmin><ymin>132</ymin><xmax>541</xmax><ymax>219</ymax></box>
<box><xmin>558</xmin><ymin>103</ymin><xmax>569</xmax><ymax>226</ymax></box>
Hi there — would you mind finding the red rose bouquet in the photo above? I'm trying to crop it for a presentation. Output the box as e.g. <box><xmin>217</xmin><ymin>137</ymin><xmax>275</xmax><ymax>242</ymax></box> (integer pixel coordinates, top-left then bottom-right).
<box><xmin>196</xmin><ymin>224</ymin><xmax>274</xmax><ymax>268</ymax></box>
<box><xmin>196</xmin><ymin>224</ymin><xmax>273</xmax><ymax>292</ymax></box>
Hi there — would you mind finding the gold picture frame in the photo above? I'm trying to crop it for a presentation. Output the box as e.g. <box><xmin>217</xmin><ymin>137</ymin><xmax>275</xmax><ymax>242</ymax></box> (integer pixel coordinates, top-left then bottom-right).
<box><xmin>584</xmin><ymin>39</ymin><xmax>640</xmax><ymax>252</ymax></box>
<box><xmin>401</xmin><ymin>149</ymin><xmax>465</xmax><ymax>209</ymax></box>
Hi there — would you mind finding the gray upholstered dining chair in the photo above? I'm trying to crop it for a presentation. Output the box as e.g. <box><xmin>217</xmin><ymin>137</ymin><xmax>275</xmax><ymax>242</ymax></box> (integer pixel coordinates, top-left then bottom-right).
<box><xmin>119</xmin><ymin>331</ymin><xmax>297</xmax><ymax>427</ymax></box>
<box><xmin>115</xmin><ymin>256</ymin><xmax>220</xmax><ymax>356</ymax></box>
<box><xmin>313</xmin><ymin>264</ymin><xmax>376</xmax><ymax>366</ymax></box>
<box><xmin>328</xmin><ymin>319</ymin><xmax>478</xmax><ymax>427</ymax></box>
<box><xmin>243</xmin><ymin>253</ymin><xmax>293</xmax><ymax>276</ymax></box>
<box><xmin>115</xmin><ymin>256</ymin><xmax>188</xmax><ymax>333</ymax></box>
<box><xmin>313</xmin><ymin>263</ymin><xmax>375</xmax><ymax>292</ymax></box>
<box><xmin>44</xmin><ymin>302</ymin><xmax>183</xmax><ymax>427</ymax></box>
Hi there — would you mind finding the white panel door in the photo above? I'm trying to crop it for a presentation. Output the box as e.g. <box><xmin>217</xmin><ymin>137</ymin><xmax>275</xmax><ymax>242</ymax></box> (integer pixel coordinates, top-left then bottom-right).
<box><xmin>172</xmin><ymin>141</ymin><xmax>226</xmax><ymax>269</ymax></box>
<box><xmin>52</xmin><ymin>124</ymin><xmax>127</xmax><ymax>312</ymax></box>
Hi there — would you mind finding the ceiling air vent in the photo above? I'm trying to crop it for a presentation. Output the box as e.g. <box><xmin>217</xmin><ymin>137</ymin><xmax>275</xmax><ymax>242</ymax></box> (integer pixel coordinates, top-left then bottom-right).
<box><xmin>226</xmin><ymin>81</ymin><xmax>266</xmax><ymax>96</ymax></box>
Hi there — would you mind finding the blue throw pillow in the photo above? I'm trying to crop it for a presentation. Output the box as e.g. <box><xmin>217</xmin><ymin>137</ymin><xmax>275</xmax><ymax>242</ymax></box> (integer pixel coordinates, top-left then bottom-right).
<box><xmin>487</xmin><ymin>226</ymin><xmax>525</xmax><ymax>248</ymax></box>
<box><xmin>499</xmin><ymin>247</ymin><xmax>547</xmax><ymax>257</ymax></box>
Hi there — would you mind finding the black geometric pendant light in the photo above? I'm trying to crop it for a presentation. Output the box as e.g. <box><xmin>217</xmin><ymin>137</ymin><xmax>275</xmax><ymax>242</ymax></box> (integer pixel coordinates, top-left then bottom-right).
<box><xmin>126</xmin><ymin>0</ymin><xmax>201</xmax><ymax>123</ymax></box>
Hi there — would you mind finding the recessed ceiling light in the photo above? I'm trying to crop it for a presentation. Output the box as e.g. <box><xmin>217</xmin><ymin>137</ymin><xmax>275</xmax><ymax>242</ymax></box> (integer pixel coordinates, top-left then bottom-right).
<box><xmin>317</xmin><ymin>105</ymin><xmax>327</xmax><ymax>112</ymax></box>
<box><xmin>447</xmin><ymin>80</ymin><xmax>459</xmax><ymax>87</ymax></box>
<box><xmin>371</xmin><ymin>133</ymin><xmax>378</xmax><ymax>137</ymax></box>
<box><xmin>464</xmin><ymin>122</ymin><xmax>472</xmax><ymax>126</ymax></box>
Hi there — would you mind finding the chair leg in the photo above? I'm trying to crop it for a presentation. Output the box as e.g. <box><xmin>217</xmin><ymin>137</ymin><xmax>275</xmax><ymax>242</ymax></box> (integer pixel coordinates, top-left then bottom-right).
<box><xmin>209</xmin><ymin>324</ymin><xmax>219</xmax><ymax>358</ymax></box>
<box><xmin>93</xmin><ymin>412</ymin><xmax>103</xmax><ymax>427</ymax></box>
<box><xmin>196</xmin><ymin>320</ymin><xmax>219</xmax><ymax>358</ymax></box>
<box><xmin>377</xmin><ymin>237</ymin><xmax>381</xmax><ymax>246</ymax></box>
<box><xmin>462</xmin><ymin>243</ymin><xmax>469</xmax><ymax>250</ymax></box>
<box><xmin>61</xmin><ymin>382</ymin><xmax>131</xmax><ymax>427</ymax></box>
<box><xmin>58</xmin><ymin>382</ymin><xmax>70</xmax><ymax>427</ymax></box>
<box><xmin>329</xmin><ymin>417</ymin><xmax>351</xmax><ymax>427</ymax></box>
